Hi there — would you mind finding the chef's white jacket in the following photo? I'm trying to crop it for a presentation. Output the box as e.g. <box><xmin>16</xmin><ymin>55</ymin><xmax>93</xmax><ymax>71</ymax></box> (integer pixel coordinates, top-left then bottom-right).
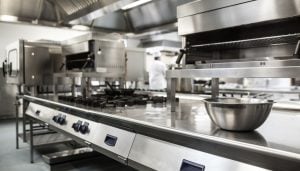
<box><xmin>149</xmin><ymin>60</ymin><xmax>167</xmax><ymax>90</ymax></box>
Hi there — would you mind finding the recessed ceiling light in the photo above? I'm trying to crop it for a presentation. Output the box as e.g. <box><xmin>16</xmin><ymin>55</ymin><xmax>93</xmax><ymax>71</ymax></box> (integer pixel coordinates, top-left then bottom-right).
<box><xmin>121</xmin><ymin>0</ymin><xmax>152</xmax><ymax>10</ymax></box>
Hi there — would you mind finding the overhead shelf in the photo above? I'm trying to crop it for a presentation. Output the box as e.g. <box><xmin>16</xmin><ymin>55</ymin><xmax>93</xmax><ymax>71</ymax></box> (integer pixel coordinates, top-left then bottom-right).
<box><xmin>190</xmin><ymin>33</ymin><xmax>300</xmax><ymax>50</ymax></box>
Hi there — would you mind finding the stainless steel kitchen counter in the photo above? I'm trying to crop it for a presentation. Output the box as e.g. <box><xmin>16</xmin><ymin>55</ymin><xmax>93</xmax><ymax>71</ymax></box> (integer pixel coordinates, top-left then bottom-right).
<box><xmin>23</xmin><ymin>95</ymin><xmax>300</xmax><ymax>169</ymax></box>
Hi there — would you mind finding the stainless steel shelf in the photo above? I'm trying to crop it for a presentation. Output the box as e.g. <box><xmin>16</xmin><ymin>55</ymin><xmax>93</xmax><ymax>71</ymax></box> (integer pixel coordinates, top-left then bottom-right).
<box><xmin>166</xmin><ymin>66</ymin><xmax>300</xmax><ymax>78</ymax></box>
<box><xmin>191</xmin><ymin>33</ymin><xmax>300</xmax><ymax>50</ymax></box>
<box><xmin>54</xmin><ymin>72</ymin><xmax>124</xmax><ymax>79</ymax></box>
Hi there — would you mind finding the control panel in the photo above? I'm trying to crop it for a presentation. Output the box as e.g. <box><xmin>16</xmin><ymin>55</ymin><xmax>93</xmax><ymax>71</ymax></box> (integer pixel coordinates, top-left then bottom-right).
<box><xmin>25</xmin><ymin>102</ymin><xmax>136</xmax><ymax>161</ymax></box>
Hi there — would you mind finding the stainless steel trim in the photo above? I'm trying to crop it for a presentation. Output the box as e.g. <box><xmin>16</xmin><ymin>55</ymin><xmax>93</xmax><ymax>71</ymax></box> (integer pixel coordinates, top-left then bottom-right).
<box><xmin>166</xmin><ymin>66</ymin><xmax>300</xmax><ymax>78</ymax></box>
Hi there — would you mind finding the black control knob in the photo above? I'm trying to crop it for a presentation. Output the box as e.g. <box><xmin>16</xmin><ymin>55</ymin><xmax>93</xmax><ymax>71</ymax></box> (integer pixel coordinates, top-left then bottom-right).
<box><xmin>52</xmin><ymin>114</ymin><xmax>66</xmax><ymax>125</ymax></box>
<box><xmin>72</xmin><ymin>121</ymin><xmax>82</xmax><ymax>132</ymax></box>
<box><xmin>79</xmin><ymin>122</ymin><xmax>89</xmax><ymax>134</ymax></box>
<box><xmin>57</xmin><ymin>115</ymin><xmax>66</xmax><ymax>125</ymax></box>
<box><xmin>35</xmin><ymin>110</ymin><xmax>40</xmax><ymax>115</ymax></box>
<box><xmin>52</xmin><ymin>115</ymin><xmax>59</xmax><ymax>122</ymax></box>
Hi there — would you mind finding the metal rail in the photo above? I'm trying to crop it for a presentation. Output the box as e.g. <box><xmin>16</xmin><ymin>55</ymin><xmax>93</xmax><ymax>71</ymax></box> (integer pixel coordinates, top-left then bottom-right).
<box><xmin>167</xmin><ymin>66</ymin><xmax>300</xmax><ymax>78</ymax></box>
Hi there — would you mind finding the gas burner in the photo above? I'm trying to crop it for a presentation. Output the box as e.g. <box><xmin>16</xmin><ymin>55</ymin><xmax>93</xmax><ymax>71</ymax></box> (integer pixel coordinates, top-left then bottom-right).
<box><xmin>58</xmin><ymin>89</ymin><xmax>167</xmax><ymax>109</ymax></box>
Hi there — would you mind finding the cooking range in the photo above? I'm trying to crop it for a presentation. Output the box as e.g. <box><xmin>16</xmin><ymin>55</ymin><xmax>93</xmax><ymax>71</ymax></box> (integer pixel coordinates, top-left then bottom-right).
<box><xmin>58</xmin><ymin>89</ymin><xmax>167</xmax><ymax>108</ymax></box>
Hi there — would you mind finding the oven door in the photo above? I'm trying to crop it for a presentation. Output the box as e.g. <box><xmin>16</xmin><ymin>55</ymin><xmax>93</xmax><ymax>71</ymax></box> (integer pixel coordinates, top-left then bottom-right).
<box><xmin>4</xmin><ymin>40</ymin><xmax>24</xmax><ymax>84</ymax></box>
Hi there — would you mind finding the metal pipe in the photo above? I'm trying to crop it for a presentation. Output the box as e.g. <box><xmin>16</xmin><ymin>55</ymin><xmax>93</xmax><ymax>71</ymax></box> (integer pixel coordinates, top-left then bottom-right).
<box><xmin>30</xmin><ymin>119</ymin><xmax>34</xmax><ymax>163</ymax></box>
<box><xmin>211</xmin><ymin>78</ymin><xmax>219</xmax><ymax>99</ymax></box>
<box><xmin>168</xmin><ymin>78</ymin><xmax>177</xmax><ymax>112</ymax></box>
<box><xmin>15</xmin><ymin>96</ymin><xmax>20</xmax><ymax>149</ymax></box>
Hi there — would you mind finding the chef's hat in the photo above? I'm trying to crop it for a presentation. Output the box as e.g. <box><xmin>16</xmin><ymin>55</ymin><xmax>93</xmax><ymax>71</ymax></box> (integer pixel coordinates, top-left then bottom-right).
<box><xmin>154</xmin><ymin>52</ymin><xmax>161</xmax><ymax>57</ymax></box>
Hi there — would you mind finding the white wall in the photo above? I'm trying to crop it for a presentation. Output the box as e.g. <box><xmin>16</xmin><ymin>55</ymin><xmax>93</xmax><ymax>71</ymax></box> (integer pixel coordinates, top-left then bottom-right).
<box><xmin>0</xmin><ymin>22</ymin><xmax>88</xmax><ymax>63</ymax></box>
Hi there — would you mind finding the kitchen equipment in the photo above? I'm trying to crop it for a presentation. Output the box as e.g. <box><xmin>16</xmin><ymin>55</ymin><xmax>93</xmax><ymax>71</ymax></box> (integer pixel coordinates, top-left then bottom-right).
<box><xmin>203</xmin><ymin>98</ymin><xmax>274</xmax><ymax>131</ymax></box>
<box><xmin>62</xmin><ymin>33</ymin><xmax>125</xmax><ymax>78</ymax></box>
<box><xmin>23</xmin><ymin>94</ymin><xmax>300</xmax><ymax>170</ymax></box>
<box><xmin>167</xmin><ymin>0</ymin><xmax>300</xmax><ymax>114</ymax></box>
<box><xmin>3</xmin><ymin>40</ymin><xmax>61</xmax><ymax>85</ymax></box>
<box><xmin>58</xmin><ymin>90</ymin><xmax>166</xmax><ymax>108</ymax></box>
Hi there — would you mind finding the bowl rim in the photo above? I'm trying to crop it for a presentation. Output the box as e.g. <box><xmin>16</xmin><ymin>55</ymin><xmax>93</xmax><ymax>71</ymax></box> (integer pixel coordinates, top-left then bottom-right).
<box><xmin>202</xmin><ymin>97</ymin><xmax>275</xmax><ymax>105</ymax></box>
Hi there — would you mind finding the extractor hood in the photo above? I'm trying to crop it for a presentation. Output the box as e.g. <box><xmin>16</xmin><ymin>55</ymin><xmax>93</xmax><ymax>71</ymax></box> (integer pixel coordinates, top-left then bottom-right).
<box><xmin>0</xmin><ymin>0</ymin><xmax>194</xmax><ymax>35</ymax></box>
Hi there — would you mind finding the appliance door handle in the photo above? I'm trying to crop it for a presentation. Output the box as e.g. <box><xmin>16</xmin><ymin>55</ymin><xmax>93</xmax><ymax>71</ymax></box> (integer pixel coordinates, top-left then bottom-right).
<box><xmin>2</xmin><ymin>62</ymin><xmax>6</xmax><ymax>77</ymax></box>
<box><xmin>9</xmin><ymin>62</ymin><xmax>12</xmax><ymax>76</ymax></box>
<box><xmin>176</xmin><ymin>49</ymin><xmax>186</xmax><ymax>64</ymax></box>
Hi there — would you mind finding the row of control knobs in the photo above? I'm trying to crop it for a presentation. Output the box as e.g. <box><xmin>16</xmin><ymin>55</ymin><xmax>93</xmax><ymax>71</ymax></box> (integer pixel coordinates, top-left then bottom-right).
<box><xmin>52</xmin><ymin>114</ymin><xmax>66</xmax><ymax>125</ymax></box>
<box><xmin>52</xmin><ymin>113</ymin><xmax>89</xmax><ymax>134</ymax></box>
<box><xmin>72</xmin><ymin>121</ymin><xmax>89</xmax><ymax>134</ymax></box>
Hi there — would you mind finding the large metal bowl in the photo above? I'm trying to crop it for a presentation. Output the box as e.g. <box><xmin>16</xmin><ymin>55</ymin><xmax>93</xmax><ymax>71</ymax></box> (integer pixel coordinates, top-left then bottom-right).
<box><xmin>203</xmin><ymin>98</ymin><xmax>274</xmax><ymax>131</ymax></box>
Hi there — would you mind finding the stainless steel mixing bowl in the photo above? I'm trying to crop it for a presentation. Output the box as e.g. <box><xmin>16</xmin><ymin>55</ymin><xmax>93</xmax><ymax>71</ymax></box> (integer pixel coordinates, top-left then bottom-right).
<box><xmin>203</xmin><ymin>98</ymin><xmax>274</xmax><ymax>131</ymax></box>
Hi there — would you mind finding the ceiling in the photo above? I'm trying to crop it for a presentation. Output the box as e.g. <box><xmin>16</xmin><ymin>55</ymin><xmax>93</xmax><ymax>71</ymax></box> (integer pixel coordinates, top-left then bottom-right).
<box><xmin>0</xmin><ymin>0</ymin><xmax>194</xmax><ymax>37</ymax></box>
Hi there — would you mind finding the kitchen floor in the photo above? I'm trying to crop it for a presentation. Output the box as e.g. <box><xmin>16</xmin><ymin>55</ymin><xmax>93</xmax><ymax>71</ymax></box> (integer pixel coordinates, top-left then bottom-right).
<box><xmin>0</xmin><ymin>119</ymin><xmax>48</xmax><ymax>171</ymax></box>
<box><xmin>0</xmin><ymin>119</ymin><xmax>136</xmax><ymax>171</ymax></box>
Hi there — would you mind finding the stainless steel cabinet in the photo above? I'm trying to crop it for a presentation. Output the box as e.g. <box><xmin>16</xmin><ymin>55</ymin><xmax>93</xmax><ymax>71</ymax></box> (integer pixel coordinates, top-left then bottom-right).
<box><xmin>3</xmin><ymin>40</ymin><xmax>55</xmax><ymax>85</ymax></box>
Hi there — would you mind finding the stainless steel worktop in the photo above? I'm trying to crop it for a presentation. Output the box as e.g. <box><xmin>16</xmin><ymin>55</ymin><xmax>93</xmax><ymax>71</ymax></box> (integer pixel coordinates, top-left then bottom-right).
<box><xmin>24</xmin><ymin>95</ymin><xmax>300</xmax><ymax>156</ymax></box>
<box><xmin>23</xmin><ymin>95</ymin><xmax>300</xmax><ymax>170</ymax></box>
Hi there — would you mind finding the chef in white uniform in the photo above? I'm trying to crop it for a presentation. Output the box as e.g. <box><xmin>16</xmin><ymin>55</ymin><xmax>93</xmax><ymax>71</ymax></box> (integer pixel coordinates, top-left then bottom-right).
<box><xmin>149</xmin><ymin>55</ymin><xmax>167</xmax><ymax>90</ymax></box>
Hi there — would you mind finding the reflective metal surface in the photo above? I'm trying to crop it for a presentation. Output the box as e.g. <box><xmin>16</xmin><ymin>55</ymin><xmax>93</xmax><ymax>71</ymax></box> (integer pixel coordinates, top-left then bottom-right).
<box><xmin>166</xmin><ymin>66</ymin><xmax>300</xmax><ymax>78</ymax></box>
<box><xmin>26</xmin><ymin>102</ymin><xmax>136</xmax><ymax>163</ymax></box>
<box><xmin>62</xmin><ymin>34</ymin><xmax>126</xmax><ymax>77</ymax></box>
<box><xmin>129</xmin><ymin>134</ymin><xmax>269</xmax><ymax>171</ymax></box>
<box><xmin>23</xmin><ymin>95</ymin><xmax>300</xmax><ymax>170</ymax></box>
<box><xmin>0</xmin><ymin>69</ymin><xmax>18</xmax><ymax>118</ymax></box>
<box><xmin>177</xmin><ymin>0</ymin><xmax>255</xmax><ymax>18</ymax></box>
<box><xmin>0</xmin><ymin>0</ymin><xmax>61</xmax><ymax>22</ymax></box>
<box><xmin>4</xmin><ymin>40</ymin><xmax>57</xmax><ymax>85</ymax></box>
<box><xmin>203</xmin><ymin>98</ymin><xmax>274</xmax><ymax>131</ymax></box>
<box><xmin>0</xmin><ymin>0</ymin><xmax>192</xmax><ymax>34</ymax></box>
<box><xmin>126</xmin><ymin>48</ymin><xmax>146</xmax><ymax>81</ymax></box>
<box><xmin>25</xmin><ymin>95</ymin><xmax>300</xmax><ymax>157</ymax></box>
<box><xmin>178</xmin><ymin>0</ymin><xmax>300</xmax><ymax>35</ymax></box>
